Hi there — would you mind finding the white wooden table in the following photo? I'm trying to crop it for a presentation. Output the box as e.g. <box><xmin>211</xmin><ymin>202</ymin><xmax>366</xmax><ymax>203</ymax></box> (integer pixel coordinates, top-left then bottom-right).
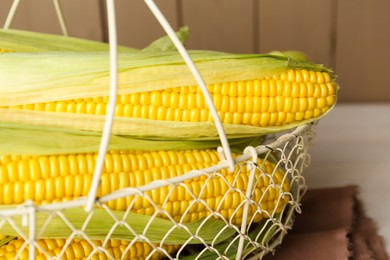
<box><xmin>304</xmin><ymin>103</ymin><xmax>390</xmax><ymax>253</ymax></box>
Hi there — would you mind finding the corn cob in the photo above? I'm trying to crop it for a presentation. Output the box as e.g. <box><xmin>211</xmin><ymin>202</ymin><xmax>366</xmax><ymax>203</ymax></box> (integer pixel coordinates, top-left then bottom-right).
<box><xmin>7</xmin><ymin>68</ymin><xmax>336</xmax><ymax>127</ymax></box>
<box><xmin>0</xmin><ymin>237</ymin><xmax>179</xmax><ymax>260</ymax></box>
<box><xmin>0</xmin><ymin>149</ymin><xmax>289</xmax><ymax>224</ymax></box>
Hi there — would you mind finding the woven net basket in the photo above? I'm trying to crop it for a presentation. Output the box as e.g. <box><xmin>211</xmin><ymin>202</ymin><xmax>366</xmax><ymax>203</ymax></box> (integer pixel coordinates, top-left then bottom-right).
<box><xmin>0</xmin><ymin>1</ymin><xmax>318</xmax><ymax>259</ymax></box>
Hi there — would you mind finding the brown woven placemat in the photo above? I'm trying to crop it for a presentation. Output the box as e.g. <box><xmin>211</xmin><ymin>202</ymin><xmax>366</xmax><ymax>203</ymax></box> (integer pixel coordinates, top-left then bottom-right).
<box><xmin>262</xmin><ymin>185</ymin><xmax>389</xmax><ymax>260</ymax></box>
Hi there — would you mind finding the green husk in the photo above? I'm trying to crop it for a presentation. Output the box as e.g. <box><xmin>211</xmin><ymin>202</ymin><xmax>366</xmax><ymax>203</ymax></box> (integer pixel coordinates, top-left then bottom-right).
<box><xmin>0</xmin><ymin>26</ymin><xmax>190</xmax><ymax>53</ymax></box>
<box><xmin>0</xmin><ymin>206</ymin><xmax>235</xmax><ymax>244</ymax></box>
<box><xmin>0</xmin><ymin>29</ymin><xmax>137</xmax><ymax>52</ymax></box>
<box><xmin>0</xmin><ymin>121</ymin><xmax>264</xmax><ymax>155</ymax></box>
<box><xmin>0</xmin><ymin>50</ymin><xmax>333</xmax><ymax>106</ymax></box>
<box><xmin>0</xmin><ymin>236</ymin><xmax>15</xmax><ymax>247</ymax></box>
<box><xmin>0</xmin><ymin>105</ymin><xmax>329</xmax><ymax>146</ymax></box>
<box><xmin>268</xmin><ymin>50</ymin><xmax>308</xmax><ymax>62</ymax></box>
<box><xmin>181</xmin><ymin>216</ymin><xmax>280</xmax><ymax>259</ymax></box>
<box><xmin>143</xmin><ymin>26</ymin><xmax>190</xmax><ymax>52</ymax></box>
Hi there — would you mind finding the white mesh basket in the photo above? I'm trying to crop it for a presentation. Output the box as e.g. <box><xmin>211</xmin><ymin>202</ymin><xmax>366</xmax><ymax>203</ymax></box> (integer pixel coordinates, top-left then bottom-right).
<box><xmin>0</xmin><ymin>1</ymin><xmax>317</xmax><ymax>259</ymax></box>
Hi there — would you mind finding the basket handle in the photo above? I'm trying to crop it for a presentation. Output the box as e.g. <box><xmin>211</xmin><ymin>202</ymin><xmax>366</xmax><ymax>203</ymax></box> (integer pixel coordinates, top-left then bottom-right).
<box><xmin>85</xmin><ymin>0</ymin><xmax>119</xmax><ymax>212</ymax></box>
<box><xmin>86</xmin><ymin>0</ymin><xmax>236</xmax><ymax>212</ymax></box>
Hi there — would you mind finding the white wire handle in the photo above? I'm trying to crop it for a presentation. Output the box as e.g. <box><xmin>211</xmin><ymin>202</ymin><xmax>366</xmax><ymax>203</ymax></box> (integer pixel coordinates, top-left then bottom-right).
<box><xmin>236</xmin><ymin>146</ymin><xmax>259</xmax><ymax>260</ymax></box>
<box><xmin>53</xmin><ymin>0</ymin><xmax>69</xmax><ymax>36</ymax></box>
<box><xmin>3</xmin><ymin>0</ymin><xmax>21</xmax><ymax>29</ymax></box>
<box><xmin>85</xmin><ymin>0</ymin><xmax>118</xmax><ymax>212</ymax></box>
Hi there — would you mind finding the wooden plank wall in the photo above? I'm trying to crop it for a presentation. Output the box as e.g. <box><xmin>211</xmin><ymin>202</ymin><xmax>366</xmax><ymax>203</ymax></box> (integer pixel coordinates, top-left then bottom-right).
<box><xmin>1</xmin><ymin>0</ymin><xmax>389</xmax><ymax>102</ymax></box>
<box><xmin>0</xmin><ymin>0</ymin><xmax>104</xmax><ymax>40</ymax></box>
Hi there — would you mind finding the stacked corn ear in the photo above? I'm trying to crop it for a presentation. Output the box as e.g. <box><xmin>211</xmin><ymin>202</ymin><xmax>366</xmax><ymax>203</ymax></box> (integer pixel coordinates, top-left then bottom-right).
<box><xmin>0</xmin><ymin>149</ymin><xmax>289</xmax><ymax>224</ymax></box>
<box><xmin>0</xmin><ymin>149</ymin><xmax>290</xmax><ymax>259</ymax></box>
<box><xmin>0</xmin><ymin>29</ymin><xmax>338</xmax><ymax>259</ymax></box>
<box><xmin>0</xmin><ymin>32</ymin><xmax>338</xmax><ymax>141</ymax></box>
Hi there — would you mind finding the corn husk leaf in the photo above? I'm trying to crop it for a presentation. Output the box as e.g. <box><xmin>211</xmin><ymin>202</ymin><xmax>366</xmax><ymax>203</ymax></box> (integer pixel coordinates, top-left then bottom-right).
<box><xmin>0</xmin><ymin>236</ymin><xmax>15</xmax><ymax>247</ymax></box>
<box><xmin>0</xmin><ymin>206</ymin><xmax>235</xmax><ymax>244</ymax></box>
<box><xmin>0</xmin><ymin>29</ymin><xmax>137</xmax><ymax>52</ymax></box>
<box><xmin>0</xmin><ymin>121</ymin><xmax>264</xmax><ymax>155</ymax></box>
<box><xmin>0</xmin><ymin>104</ymin><xmax>333</xmax><ymax>142</ymax></box>
<box><xmin>268</xmin><ymin>50</ymin><xmax>308</xmax><ymax>62</ymax></box>
<box><xmin>181</xmin><ymin>216</ymin><xmax>279</xmax><ymax>259</ymax></box>
<box><xmin>0</xmin><ymin>50</ymin><xmax>334</xmax><ymax>106</ymax></box>
<box><xmin>142</xmin><ymin>26</ymin><xmax>190</xmax><ymax>52</ymax></box>
<box><xmin>0</xmin><ymin>26</ymin><xmax>190</xmax><ymax>53</ymax></box>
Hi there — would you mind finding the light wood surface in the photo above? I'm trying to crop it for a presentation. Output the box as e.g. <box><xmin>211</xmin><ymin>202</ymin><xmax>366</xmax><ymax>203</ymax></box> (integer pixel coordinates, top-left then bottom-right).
<box><xmin>305</xmin><ymin>103</ymin><xmax>390</xmax><ymax>253</ymax></box>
